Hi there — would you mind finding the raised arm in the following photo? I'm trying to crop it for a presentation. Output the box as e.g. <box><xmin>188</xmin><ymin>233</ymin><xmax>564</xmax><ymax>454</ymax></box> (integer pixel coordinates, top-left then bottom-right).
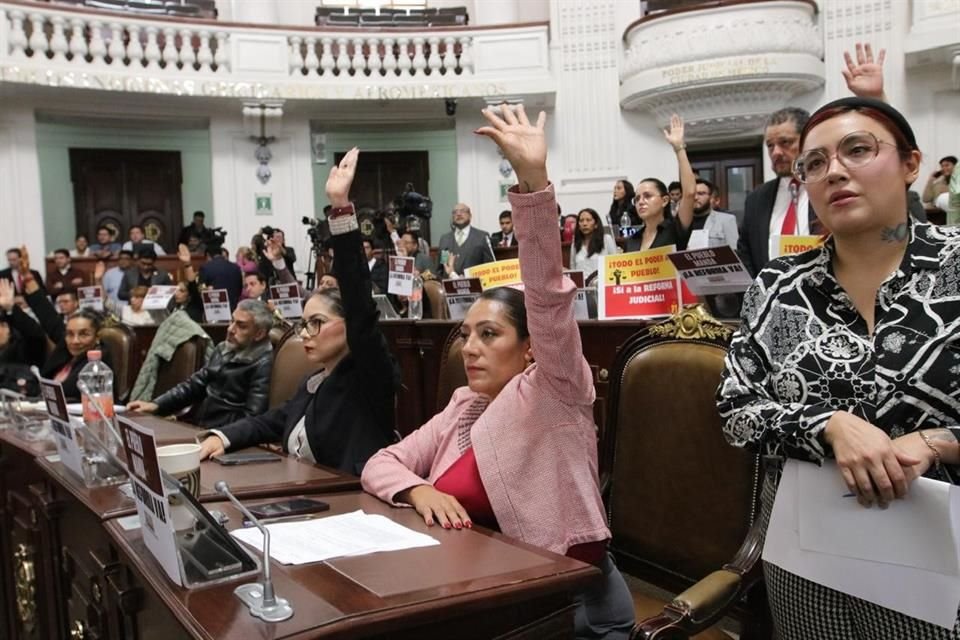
<box><xmin>664</xmin><ymin>114</ymin><xmax>695</xmax><ymax>231</ymax></box>
<box><xmin>324</xmin><ymin>148</ymin><xmax>400</xmax><ymax>384</ymax></box>
<box><xmin>476</xmin><ymin>105</ymin><xmax>593</xmax><ymax>404</ymax></box>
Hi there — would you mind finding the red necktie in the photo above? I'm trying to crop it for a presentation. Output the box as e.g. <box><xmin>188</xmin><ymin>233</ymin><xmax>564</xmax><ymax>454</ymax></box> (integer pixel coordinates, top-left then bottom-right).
<box><xmin>16</xmin><ymin>273</ymin><xmax>23</xmax><ymax>292</ymax></box>
<box><xmin>781</xmin><ymin>179</ymin><xmax>800</xmax><ymax>235</ymax></box>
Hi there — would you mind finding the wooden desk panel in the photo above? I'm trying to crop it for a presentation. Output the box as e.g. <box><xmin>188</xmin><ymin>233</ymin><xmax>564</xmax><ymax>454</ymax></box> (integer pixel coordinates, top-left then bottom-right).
<box><xmin>103</xmin><ymin>491</ymin><xmax>597</xmax><ymax>639</ymax></box>
<box><xmin>0</xmin><ymin>430</ymin><xmax>59</xmax><ymax>640</ymax></box>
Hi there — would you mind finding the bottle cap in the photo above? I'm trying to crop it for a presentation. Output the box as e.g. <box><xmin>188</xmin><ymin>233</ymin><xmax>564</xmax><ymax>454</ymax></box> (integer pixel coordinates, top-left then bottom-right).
<box><xmin>87</xmin><ymin>350</ymin><xmax>102</xmax><ymax>361</ymax></box>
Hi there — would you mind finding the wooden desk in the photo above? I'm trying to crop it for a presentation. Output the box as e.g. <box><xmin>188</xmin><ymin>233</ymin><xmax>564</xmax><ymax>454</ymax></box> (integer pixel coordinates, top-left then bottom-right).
<box><xmin>103</xmin><ymin>491</ymin><xmax>598</xmax><ymax>639</ymax></box>
<box><xmin>0</xmin><ymin>410</ymin><xmax>359</xmax><ymax>640</ymax></box>
<box><xmin>32</xmin><ymin>451</ymin><xmax>360</xmax><ymax>640</ymax></box>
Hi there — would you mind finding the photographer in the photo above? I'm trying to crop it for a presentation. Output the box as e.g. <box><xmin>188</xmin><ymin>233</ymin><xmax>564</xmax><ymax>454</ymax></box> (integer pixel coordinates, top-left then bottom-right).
<box><xmin>178</xmin><ymin>211</ymin><xmax>208</xmax><ymax>247</ymax></box>
<box><xmin>198</xmin><ymin>228</ymin><xmax>242</xmax><ymax>311</ymax></box>
<box><xmin>257</xmin><ymin>226</ymin><xmax>297</xmax><ymax>286</ymax></box>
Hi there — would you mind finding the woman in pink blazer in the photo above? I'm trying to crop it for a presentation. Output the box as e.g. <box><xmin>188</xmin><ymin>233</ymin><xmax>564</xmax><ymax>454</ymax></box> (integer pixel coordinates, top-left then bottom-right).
<box><xmin>361</xmin><ymin>106</ymin><xmax>634</xmax><ymax>639</ymax></box>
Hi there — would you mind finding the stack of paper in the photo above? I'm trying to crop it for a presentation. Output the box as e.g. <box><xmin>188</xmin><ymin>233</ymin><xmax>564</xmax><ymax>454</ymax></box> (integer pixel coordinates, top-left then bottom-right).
<box><xmin>230</xmin><ymin>510</ymin><xmax>440</xmax><ymax>565</ymax></box>
<box><xmin>763</xmin><ymin>460</ymin><xmax>960</xmax><ymax>629</ymax></box>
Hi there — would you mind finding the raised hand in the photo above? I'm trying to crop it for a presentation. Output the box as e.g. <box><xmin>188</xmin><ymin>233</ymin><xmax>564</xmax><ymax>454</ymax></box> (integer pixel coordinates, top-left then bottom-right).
<box><xmin>18</xmin><ymin>245</ymin><xmax>30</xmax><ymax>275</ymax></box>
<box><xmin>93</xmin><ymin>260</ymin><xmax>106</xmax><ymax>282</ymax></box>
<box><xmin>0</xmin><ymin>279</ymin><xmax>14</xmax><ymax>312</ymax></box>
<box><xmin>263</xmin><ymin>239</ymin><xmax>283</xmax><ymax>262</ymax></box>
<box><xmin>842</xmin><ymin>42</ymin><xmax>886</xmax><ymax>100</ymax></box>
<box><xmin>177</xmin><ymin>243</ymin><xmax>191</xmax><ymax>264</ymax></box>
<box><xmin>663</xmin><ymin>114</ymin><xmax>686</xmax><ymax>151</ymax></box>
<box><xmin>326</xmin><ymin>147</ymin><xmax>359</xmax><ymax>208</ymax></box>
<box><xmin>476</xmin><ymin>104</ymin><xmax>548</xmax><ymax>193</ymax></box>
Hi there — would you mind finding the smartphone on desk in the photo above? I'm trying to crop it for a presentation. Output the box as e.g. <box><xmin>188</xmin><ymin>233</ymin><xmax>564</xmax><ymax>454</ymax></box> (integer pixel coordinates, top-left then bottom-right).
<box><xmin>212</xmin><ymin>451</ymin><xmax>282</xmax><ymax>465</ymax></box>
<box><xmin>247</xmin><ymin>498</ymin><xmax>330</xmax><ymax>520</ymax></box>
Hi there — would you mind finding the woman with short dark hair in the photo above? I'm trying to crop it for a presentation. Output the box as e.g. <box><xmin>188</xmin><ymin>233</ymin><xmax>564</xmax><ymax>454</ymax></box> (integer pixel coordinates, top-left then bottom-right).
<box><xmin>719</xmin><ymin>97</ymin><xmax>960</xmax><ymax>638</ymax></box>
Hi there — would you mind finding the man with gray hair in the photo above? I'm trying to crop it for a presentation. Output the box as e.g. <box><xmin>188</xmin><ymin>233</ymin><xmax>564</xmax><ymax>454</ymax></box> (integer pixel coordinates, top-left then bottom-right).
<box><xmin>738</xmin><ymin>107</ymin><xmax>815</xmax><ymax>277</ymax></box>
<box><xmin>127</xmin><ymin>299</ymin><xmax>275</xmax><ymax>427</ymax></box>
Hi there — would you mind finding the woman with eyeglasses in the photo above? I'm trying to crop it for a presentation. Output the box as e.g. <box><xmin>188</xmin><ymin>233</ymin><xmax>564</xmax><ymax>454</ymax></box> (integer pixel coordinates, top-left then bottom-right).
<box><xmin>198</xmin><ymin>147</ymin><xmax>399</xmax><ymax>475</ymax></box>
<box><xmin>362</xmin><ymin>107</ymin><xmax>634</xmax><ymax>639</ymax></box>
<box><xmin>631</xmin><ymin>114</ymin><xmax>696</xmax><ymax>252</ymax></box>
<box><xmin>719</xmin><ymin>97</ymin><xmax>960</xmax><ymax>637</ymax></box>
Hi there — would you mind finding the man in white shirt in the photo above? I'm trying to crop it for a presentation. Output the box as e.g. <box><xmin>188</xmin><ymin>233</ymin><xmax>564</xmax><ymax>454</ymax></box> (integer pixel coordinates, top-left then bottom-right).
<box><xmin>99</xmin><ymin>249</ymin><xmax>133</xmax><ymax>313</ymax></box>
<box><xmin>121</xmin><ymin>225</ymin><xmax>167</xmax><ymax>256</ymax></box>
<box><xmin>738</xmin><ymin>107</ymin><xmax>818</xmax><ymax>277</ymax></box>
<box><xmin>688</xmin><ymin>179</ymin><xmax>739</xmax><ymax>250</ymax></box>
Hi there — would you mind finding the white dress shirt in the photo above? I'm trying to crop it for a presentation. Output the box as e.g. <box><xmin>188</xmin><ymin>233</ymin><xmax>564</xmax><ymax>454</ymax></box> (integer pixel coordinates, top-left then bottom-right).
<box><xmin>768</xmin><ymin>177</ymin><xmax>811</xmax><ymax>236</ymax></box>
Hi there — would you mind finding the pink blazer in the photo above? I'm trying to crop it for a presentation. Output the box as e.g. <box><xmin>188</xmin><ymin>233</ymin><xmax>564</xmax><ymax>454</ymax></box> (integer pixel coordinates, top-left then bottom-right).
<box><xmin>361</xmin><ymin>185</ymin><xmax>610</xmax><ymax>555</ymax></box>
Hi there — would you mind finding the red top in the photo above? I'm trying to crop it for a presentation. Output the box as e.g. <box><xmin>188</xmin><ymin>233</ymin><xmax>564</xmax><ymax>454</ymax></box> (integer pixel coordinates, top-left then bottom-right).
<box><xmin>433</xmin><ymin>447</ymin><xmax>607</xmax><ymax>565</ymax></box>
<box><xmin>433</xmin><ymin>447</ymin><xmax>498</xmax><ymax>530</ymax></box>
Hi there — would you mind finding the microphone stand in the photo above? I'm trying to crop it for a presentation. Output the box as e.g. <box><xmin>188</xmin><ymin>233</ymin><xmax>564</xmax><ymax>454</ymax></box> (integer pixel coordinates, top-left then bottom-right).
<box><xmin>215</xmin><ymin>480</ymin><xmax>294</xmax><ymax>622</ymax></box>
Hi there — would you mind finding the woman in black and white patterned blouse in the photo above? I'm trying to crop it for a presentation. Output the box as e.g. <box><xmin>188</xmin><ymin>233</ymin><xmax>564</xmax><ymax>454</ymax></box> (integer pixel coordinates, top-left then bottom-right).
<box><xmin>718</xmin><ymin>96</ymin><xmax>960</xmax><ymax>638</ymax></box>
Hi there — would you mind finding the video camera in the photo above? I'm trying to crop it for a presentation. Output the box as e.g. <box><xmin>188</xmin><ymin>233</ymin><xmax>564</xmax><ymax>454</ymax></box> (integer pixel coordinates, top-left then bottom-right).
<box><xmin>393</xmin><ymin>183</ymin><xmax>432</xmax><ymax>220</ymax></box>
<box><xmin>301</xmin><ymin>217</ymin><xmax>328</xmax><ymax>251</ymax></box>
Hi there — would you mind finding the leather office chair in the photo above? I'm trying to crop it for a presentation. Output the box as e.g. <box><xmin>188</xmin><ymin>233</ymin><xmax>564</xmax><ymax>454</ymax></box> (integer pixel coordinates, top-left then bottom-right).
<box><xmin>434</xmin><ymin>324</ymin><xmax>467</xmax><ymax>412</ymax></box>
<box><xmin>98</xmin><ymin>322</ymin><xmax>136</xmax><ymax>402</ymax></box>
<box><xmin>268</xmin><ymin>324</ymin><xmax>292</xmax><ymax>350</ymax></box>
<box><xmin>267</xmin><ymin>333</ymin><xmax>318</xmax><ymax>409</ymax></box>
<box><xmin>604</xmin><ymin>305</ymin><xmax>769</xmax><ymax>640</ymax></box>
<box><xmin>423</xmin><ymin>279</ymin><xmax>449</xmax><ymax>320</ymax></box>
<box><xmin>152</xmin><ymin>335</ymin><xmax>207</xmax><ymax>398</ymax></box>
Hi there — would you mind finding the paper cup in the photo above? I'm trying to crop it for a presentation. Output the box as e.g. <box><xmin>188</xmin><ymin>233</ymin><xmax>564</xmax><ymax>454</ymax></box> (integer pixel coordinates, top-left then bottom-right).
<box><xmin>157</xmin><ymin>443</ymin><xmax>201</xmax><ymax>531</ymax></box>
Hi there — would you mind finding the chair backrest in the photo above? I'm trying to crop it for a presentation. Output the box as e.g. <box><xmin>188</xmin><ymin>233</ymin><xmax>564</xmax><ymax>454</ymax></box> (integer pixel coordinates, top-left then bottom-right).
<box><xmin>98</xmin><ymin>323</ymin><xmax>136</xmax><ymax>402</ymax></box>
<box><xmin>153</xmin><ymin>335</ymin><xmax>207</xmax><ymax>398</ymax></box>
<box><xmin>267</xmin><ymin>333</ymin><xmax>317</xmax><ymax>409</ymax></box>
<box><xmin>423</xmin><ymin>279</ymin><xmax>449</xmax><ymax>320</ymax></box>
<box><xmin>435</xmin><ymin>324</ymin><xmax>467</xmax><ymax>412</ymax></box>
<box><xmin>606</xmin><ymin>306</ymin><xmax>759</xmax><ymax>594</ymax></box>
<box><xmin>268</xmin><ymin>324</ymin><xmax>291</xmax><ymax>350</ymax></box>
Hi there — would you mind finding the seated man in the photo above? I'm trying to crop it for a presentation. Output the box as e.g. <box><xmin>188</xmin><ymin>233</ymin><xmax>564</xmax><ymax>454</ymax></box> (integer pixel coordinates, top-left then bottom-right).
<box><xmin>47</xmin><ymin>249</ymin><xmax>85</xmax><ymax>295</ymax></box>
<box><xmin>127</xmin><ymin>299</ymin><xmax>274</xmax><ymax>427</ymax></box>
<box><xmin>55</xmin><ymin>289</ymin><xmax>79</xmax><ymax>318</ymax></box>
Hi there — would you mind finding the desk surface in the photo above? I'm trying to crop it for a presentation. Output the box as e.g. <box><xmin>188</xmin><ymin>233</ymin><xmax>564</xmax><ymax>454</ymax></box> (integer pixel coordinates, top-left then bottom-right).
<box><xmin>36</xmin><ymin>416</ymin><xmax>360</xmax><ymax>520</ymax></box>
<box><xmin>104</xmin><ymin>490</ymin><xmax>598</xmax><ymax>640</ymax></box>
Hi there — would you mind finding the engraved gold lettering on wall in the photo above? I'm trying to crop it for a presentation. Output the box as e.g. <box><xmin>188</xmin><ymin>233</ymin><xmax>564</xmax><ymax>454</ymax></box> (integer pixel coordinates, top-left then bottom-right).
<box><xmin>660</xmin><ymin>57</ymin><xmax>772</xmax><ymax>85</ymax></box>
<box><xmin>0</xmin><ymin>66</ymin><xmax>509</xmax><ymax>101</ymax></box>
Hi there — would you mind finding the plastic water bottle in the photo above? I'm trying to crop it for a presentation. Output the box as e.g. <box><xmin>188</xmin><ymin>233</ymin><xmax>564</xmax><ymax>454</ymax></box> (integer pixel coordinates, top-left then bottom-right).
<box><xmin>408</xmin><ymin>274</ymin><xmax>423</xmax><ymax>320</ymax></box>
<box><xmin>79</xmin><ymin>350</ymin><xmax>115</xmax><ymax>439</ymax></box>
<box><xmin>619</xmin><ymin>210</ymin><xmax>631</xmax><ymax>235</ymax></box>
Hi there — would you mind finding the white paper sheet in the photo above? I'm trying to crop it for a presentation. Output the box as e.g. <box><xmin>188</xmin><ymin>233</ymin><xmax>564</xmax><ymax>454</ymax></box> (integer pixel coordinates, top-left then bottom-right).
<box><xmin>230</xmin><ymin>510</ymin><xmax>440</xmax><ymax>565</ymax></box>
<box><xmin>797</xmin><ymin>460</ymin><xmax>958</xmax><ymax>575</ymax></box>
<box><xmin>763</xmin><ymin>460</ymin><xmax>960</xmax><ymax>629</ymax></box>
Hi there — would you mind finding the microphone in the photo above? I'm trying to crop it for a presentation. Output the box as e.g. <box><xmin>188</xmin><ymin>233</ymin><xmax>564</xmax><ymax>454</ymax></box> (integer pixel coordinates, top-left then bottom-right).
<box><xmin>214</xmin><ymin>481</ymin><xmax>293</xmax><ymax>622</ymax></box>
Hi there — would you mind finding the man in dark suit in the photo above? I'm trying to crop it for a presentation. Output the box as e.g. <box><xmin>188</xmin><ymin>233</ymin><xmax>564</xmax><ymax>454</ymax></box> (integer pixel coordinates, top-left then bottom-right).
<box><xmin>490</xmin><ymin>210</ymin><xmax>518</xmax><ymax>247</ymax></box>
<box><xmin>362</xmin><ymin>238</ymin><xmax>389</xmax><ymax>294</ymax></box>
<box><xmin>738</xmin><ymin>107</ymin><xmax>818</xmax><ymax>277</ymax></box>
<box><xmin>436</xmin><ymin>203</ymin><xmax>495</xmax><ymax>277</ymax></box>
<box><xmin>0</xmin><ymin>247</ymin><xmax>45</xmax><ymax>295</ymax></box>
<box><xmin>199</xmin><ymin>243</ymin><xmax>242</xmax><ymax>311</ymax></box>
<box><xmin>118</xmin><ymin>248</ymin><xmax>172</xmax><ymax>301</ymax></box>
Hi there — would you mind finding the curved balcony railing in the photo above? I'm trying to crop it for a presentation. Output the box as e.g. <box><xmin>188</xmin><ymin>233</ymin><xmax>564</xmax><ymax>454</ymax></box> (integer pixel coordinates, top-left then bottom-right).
<box><xmin>0</xmin><ymin>0</ymin><xmax>552</xmax><ymax>99</ymax></box>
<box><xmin>619</xmin><ymin>0</ymin><xmax>824</xmax><ymax>140</ymax></box>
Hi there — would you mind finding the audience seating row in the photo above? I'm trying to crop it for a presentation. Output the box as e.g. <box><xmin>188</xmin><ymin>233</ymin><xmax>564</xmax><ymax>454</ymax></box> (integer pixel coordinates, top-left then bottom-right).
<box><xmin>43</xmin><ymin>255</ymin><xmax>207</xmax><ymax>290</ymax></box>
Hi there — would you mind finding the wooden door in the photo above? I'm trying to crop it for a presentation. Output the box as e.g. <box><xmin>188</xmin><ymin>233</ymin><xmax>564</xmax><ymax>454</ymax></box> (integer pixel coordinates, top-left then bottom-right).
<box><xmin>689</xmin><ymin>145</ymin><xmax>763</xmax><ymax>221</ymax></box>
<box><xmin>70</xmin><ymin>149</ymin><xmax>183</xmax><ymax>254</ymax></box>
<box><xmin>334</xmin><ymin>150</ymin><xmax>431</xmax><ymax>243</ymax></box>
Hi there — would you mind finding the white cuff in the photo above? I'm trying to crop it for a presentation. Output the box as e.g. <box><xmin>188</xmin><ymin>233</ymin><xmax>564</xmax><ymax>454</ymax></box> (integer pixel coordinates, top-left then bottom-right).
<box><xmin>329</xmin><ymin>214</ymin><xmax>359</xmax><ymax>236</ymax></box>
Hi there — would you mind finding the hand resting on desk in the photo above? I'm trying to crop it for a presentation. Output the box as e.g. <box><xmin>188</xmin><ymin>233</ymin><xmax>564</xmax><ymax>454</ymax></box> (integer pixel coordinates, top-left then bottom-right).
<box><xmin>397</xmin><ymin>485</ymin><xmax>472</xmax><ymax>530</ymax></box>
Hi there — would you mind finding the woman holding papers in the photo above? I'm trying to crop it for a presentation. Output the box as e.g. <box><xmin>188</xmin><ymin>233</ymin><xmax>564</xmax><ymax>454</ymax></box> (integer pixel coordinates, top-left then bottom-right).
<box><xmin>718</xmin><ymin>97</ymin><xmax>960</xmax><ymax>638</ymax></box>
<box><xmin>362</xmin><ymin>106</ymin><xmax>634</xmax><ymax>640</ymax></box>
<box><xmin>197</xmin><ymin>147</ymin><xmax>399</xmax><ymax>475</ymax></box>
<box><xmin>632</xmin><ymin>115</ymin><xmax>695</xmax><ymax>252</ymax></box>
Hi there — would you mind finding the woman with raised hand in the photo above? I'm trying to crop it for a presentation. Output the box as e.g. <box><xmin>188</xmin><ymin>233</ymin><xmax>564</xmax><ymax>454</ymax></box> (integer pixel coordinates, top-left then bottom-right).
<box><xmin>718</xmin><ymin>97</ymin><xmax>960</xmax><ymax>638</ymax></box>
<box><xmin>198</xmin><ymin>148</ymin><xmax>399</xmax><ymax>475</ymax></box>
<box><xmin>362</xmin><ymin>105</ymin><xmax>634</xmax><ymax>639</ymax></box>
<box><xmin>633</xmin><ymin>114</ymin><xmax>696</xmax><ymax>251</ymax></box>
